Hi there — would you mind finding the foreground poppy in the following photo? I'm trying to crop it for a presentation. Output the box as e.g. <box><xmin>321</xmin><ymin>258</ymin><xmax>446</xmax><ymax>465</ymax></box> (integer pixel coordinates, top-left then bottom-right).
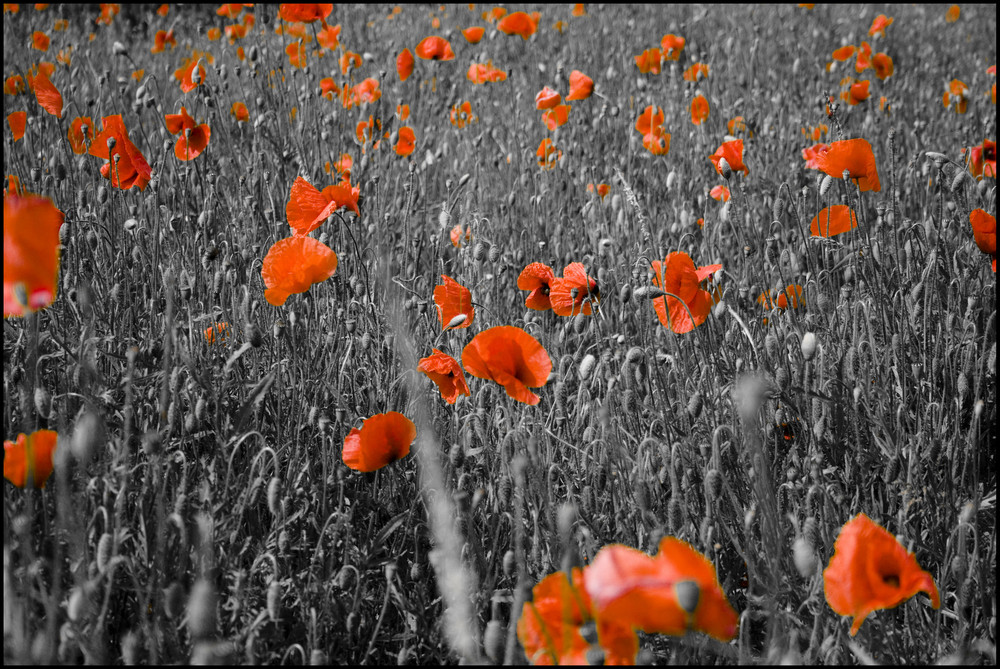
<box><xmin>4</xmin><ymin>191</ymin><xmax>64</xmax><ymax>317</ymax></box>
<box><xmin>497</xmin><ymin>11</ymin><xmax>536</xmax><ymax>39</ymax></box>
<box><xmin>824</xmin><ymin>513</ymin><xmax>939</xmax><ymax>636</ymax></box>
<box><xmin>812</xmin><ymin>138</ymin><xmax>881</xmax><ymax>192</ymax></box>
<box><xmin>584</xmin><ymin>537</ymin><xmax>739</xmax><ymax>642</ymax></box>
<box><xmin>165</xmin><ymin>106</ymin><xmax>211</xmax><ymax>161</ymax></box>
<box><xmin>261</xmin><ymin>235</ymin><xmax>338</xmax><ymax>306</ymax></box>
<box><xmin>965</xmin><ymin>139</ymin><xmax>996</xmax><ymax>180</ymax></box>
<box><xmin>434</xmin><ymin>275</ymin><xmax>474</xmax><ymax>330</ymax></box>
<box><xmin>418</xmin><ymin>349</ymin><xmax>471</xmax><ymax>404</ymax></box>
<box><xmin>565</xmin><ymin>70</ymin><xmax>593</xmax><ymax>101</ymax></box>
<box><xmin>709</xmin><ymin>139</ymin><xmax>748</xmax><ymax>176</ymax></box>
<box><xmin>650</xmin><ymin>253</ymin><xmax>722</xmax><ymax>334</ymax></box>
<box><xmin>415</xmin><ymin>35</ymin><xmax>454</xmax><ymax>61</ymax></box>
<box><xmin>7</xmin><ymin>111</ymin><xmax>26</xmax><ymax>141</ymax></box>
<box><xmin>969</xmin><ymin>209</ymin><xmax>996</xmax><ymax>271</ymax></box>
<box><xmin>342</xmin><ymin>412</ymin><xmax>415</xmax><ymax>472</ymax></box>
<box><xmin>462</xmin><ymin>326</ymin><xmax>551</xmax><ymax>405</ymax></box>
<box><xmin>811</xmin><ymin>205</ymin><xmax>858</xmax><ymax>237</ymax></box>
<box><xmin>88</xmin><ymin>115</ymin><xmax>152</xmax><ymax>191</ymax></box>
<box><xmin>26</xmin><ymin>65</ymin><xmax>62</xmax><ymax>117</ymax></box>
<box><xmin>518</xmin><ymin>568</ymin><xmax>638</xmax><ymax>665</ymax></box>
<box><xmin>286</xmin><ymin>176</ymin><xmax>359</xmax><ymax>236</ymax></box>
<box><xmin>549</xmin><ymin>262</ymin><xmax>599</xmax><ymax>316</ymax></box>
<box><xmin>4</xmin><ymin>429</ymin><xmax>58</xmax><ymax>488</ymax></box>
<box><xmin>517</xmin><ymin>262</ymin><xmax>555</xmax><ymax>310</ymax></box>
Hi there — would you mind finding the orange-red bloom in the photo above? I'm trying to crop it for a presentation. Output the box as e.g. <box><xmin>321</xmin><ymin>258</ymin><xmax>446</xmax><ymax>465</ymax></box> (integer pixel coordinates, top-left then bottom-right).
<box><xmin>541</xmin><ymin>104</ymin><xmax>570</xmax><ymax>131</ymax></box>
<box><xmin>165</xmin><ymin>106</ymin><xmax>210</xmax><ymax>161</ymax></box>
<box><xmin>841</xmin><ymin>78</ymin><xmax>870</xmax><ymax>106</ymax></box>
<box><xmin>535</xmin><ymin>86</ymin><xmax>561</xmax><ymax>110</ymax></box>
<box><xmin>7</xmin><ymin>111</ymin><xmax>26</xmax><ymax>141</ymax></box>
<box><xmin>517</xmin><ymin>262</ymin><xmax>555</xmax><ymax>311</ymax></box>
<box><xmin>584</xmin><ymin>537</ymin><xmax>738</xmax><ymax>642</ymax></box>
<box><xmin>682</xmin><ymin>62</ymin><xmax>709</xmax><ymax>82</ymax></box>
<box><xmin>4</xmin><ymin>191</ymin><xmax>64</xmax><ymax>317</ymax></box>
<box><xmin>342</xmin><ymin>411</ymin><xmax>415</xmax><ymax>472</ymax></box>
<box><xmin>497</xmin><ymin>11</ymin><xmax>536</xmax><ymax>39</ymax></box>
<box><xmin>174</xmin><ymin>57</ymin><xmax>206</xmax><ymax>93</ymax></box>
<box><xmin>96</xmin><ymin>3</ymin><xmax>119</xmax><ymax>26</ymax></box>
<box><xmin>832</xmin><ymin>45</ymin><xmax>855</xmax><ymax>62</ymax></box>
<box><xmin>32</xmin><ymin>30</ymin><xmax>50</xmax><ymax>51</ymax></box>
<box><xmin>415</xmin><ymin>35</ymin><xmax>454</xmax><ymax>61</ymax></box>
<box><xmin>467</xmin><ymin>61</ymin><xmax>507</xmax><ymax>84</ymax></box>
<box><xmin>394</xmin><ymin>126</ymin><xmax>415</xmax><ymax>156</ymax></box>
<box><xmin>690</xmin><ymin>94</ymin><xmax>709</xmax><ymax>125</ymax></box>
<box><xmin>946</xmin><ymin>5</ymin><xmax>960</xmax><ymax>22</ymax></box>
<box><xmin>151</xmin><ymin>29</ymin><xmax>176</xmax><ymax>53</ymax></box>
<box><xmin>872</xmin><ymin>53</ymin><xmax>893</xmax><ymax>80</ymax></box>
<box><xmin>450</xmin><ymin>101</ymin><xmax>476</xmax><ymax>127</ymax></box>
<box><xmin>587</xmin><ymin>183</ymin><xmax>610</xmax><ymax>200</ymax></box>
<box><xmin>868</xmin><ymin>14</ymin><xmax>893</xmax><ymax>37</ymax></box>
<box><xmin>418</xmin><ymin>349</ymin><xmax>471</xmax><ymax>404</ymax></box>
<box><xmin>710</xmin><ymin>185</ymin><xmax>730</xmax><ymax>202</ymax></box>
<box><xmin>462</xmin><ymin>326</ymin><xmax>551</xmax><ymax>405</ymax></box>
<box><xmin>566</xmin><ymin>70</ymin><xmax>593</xmax><ymax>101</ymax></box>
<box><xmin>316</xmin><ymin>22</ymin><xmax>340</xmax><ymax>49</ymax></box>
<box><xmin>4</xmin><ymin>429</ymin><xmax>58</xmax><ymax>488</ymax></box>
<box><xmin>434</xmin><ymin>275</ymin><xmax>474</xmax><ymax>330</ymax></box>
<box><xmin>451</xmin><ymin>224</ymin><xmax>471</xmax><ymax>247</ymax></box>
<box><xmin>67</xmin><ymin>116</ymin><xmax>94</xmax><ymax>154</ymax></box>
<box><xmin>943</xmin><ymin>78</ymin><xmax>969</xmax><ymax>114</ymax></box>
<box><xmin>537</xmin><ymin>138</ymin><xmax>561</xmax><ymax>169</ymax></box>
<box><xmin>204</xmin><ymin>322</ymin><xmax>228</xmax><ymax>344</ymax></box>
<box><xmin>261</xmin><ymin>235</ymin><xmax>338</xmax><ymax>306</ymax></box>
<box><xmin>462</xmin><ymin>26</ymin><xmax>484</xmax><ymax>43</ymax></box>
<box><xmin>650</xmin><ymin>253</ymin><xmax>722</xmax><ymax>334</ymax></box>
<box><xmin>760</xmin><ymin>284</ymin><xmax>805</xmax><ymax>311</ymax></box>
<box><xmin>661</xmin><ymin>33</ymin><xmax>685</xmax><ymax>60</ymax></box>
<box><xmin>635</xmin><ymin>105</ymin><xmax>670</xmax><ymax>155</ymax></box>
<box><xmin>230</xmin><ymin>101</ymin><xmax>249</xmax><ymax>122</ymax></box>
<box><xmin>634</xmin><ymin>47</ymin><xmax>662</xmax><ymax>74</ymax></box>
<box><xmin>824</xmin><ymin>513</ymin><xmax>939</xmax><ymax>636</ymax></box>
<box><xmin>5</xmin><ymin>74</ymin><xmax>26</xmax><ymax>95</ymax></box>
<box><xmin>709</xmin><ymin>139</ymin><xmax>748</xmax><ymax>176</ymax></box>
<box><xmin>278</xmin><ymin>3</ymin><xmax>332</xmax><ymax>23</ymax></box>
<box><xmin>965</xmin><ymin>139</ymin><xmax>996</xmax><ymax>180</ymax></box>
<box><xmin>811</xmin><ymin>205</ymin><xmax>858</xmax><ymax>237</ymax></box>
<box><xmin>286</xmin><ymin>176</ymin><xmax>359</xmax><ymax>236</ymax></box>
<box><xmin>26</xmin><ymin>65</ymin><xmax>62</xmax><ymax>118</ymax></box>
<box><xmin>812</xmin><ymin>138</ymin><xmax>880</xmax><ymax>192</ymax></box>
<box><xmin>969</xmin><ymin>209</ymin><xmax>996</xmax><ymax>271</ymax></box>
<box><xmin>549</xmin><ymin>262</ymin><xmax>599</xmax><ymax>316</ymax></box>
<box><xmin>89</xmin><ymin>115</ymin><xmax>152</xmax><ymax>191</ymax></box>
<box><xmin>397</xmin><ymin>47</ymin><xmax>414</xmax><ymax>81</ymax></box>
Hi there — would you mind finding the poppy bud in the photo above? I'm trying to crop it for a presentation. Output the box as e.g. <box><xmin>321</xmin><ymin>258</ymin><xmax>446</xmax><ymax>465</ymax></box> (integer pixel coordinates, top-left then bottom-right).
<box><xmin>96</xmin><ymin>532</ymin><xmax>113</xmax><ymax>573</ymax></box>
<box><xmin>267</xmin><ymin>580</ymin><xmax>281</xmax><ymax>622</ymax></box>
<box><xmin>819</xmin><ymin>174</ymin><xmax>833</xmax><ymax>197</ymax></box>
<box><xmin>792</xmin><ymin>535</ymin><xmax>818</xmax><ymax>578</ymax></box>
<box><xmin>668</xmin><ymin>496</ymin><xmax>684</xmax><ymax>533</ymax></box>
<box><xmin>34</xmin><ymin>387</ymin><xmax>52</xmax><ymax>419</ymax></box>
<box><xmin>801</xmin><ymin>331</ymin><xmax>818</xmax><ymax>361</ymax></box>
<box><xmin>483</xmin><ymin>620</ymin><xmax>505</xmax><ymax>663</ymax></box>
<box><xmin>619</xmin><ymin>284</ymin><xmax>631</xmax><ymax>303</ymax></box>
<box><xmin>187</xmin><ymin>579</ymin><xmax>217</xmax><ymax>639</ymax></box>
<box><xmin>686</xmin><ymin>392</ymin><xmax>703</xmax><ymax>419</ymax></box>
<box><xmin>472</xmin><ymin>242</ymin><xmax>487</xmax><ymax>262</ymax></box>
<box><xmin>488</xmin><ymin>244</ymin><xmax>501</xmax><ymax>263</ymax></box>
<box><xmin>502</xmin><ymin>550</ymin><xmax>516</xmax><ymax>578</ymax></box>
<box><xmin>704</xmin><ymin>468</ymin><xmax>722</xmax><ymax>500</ymax></box>
<box><xmin>718</xmin><ymin>157</ymin><xmax>732</xmax><ymax>180</ymax></box>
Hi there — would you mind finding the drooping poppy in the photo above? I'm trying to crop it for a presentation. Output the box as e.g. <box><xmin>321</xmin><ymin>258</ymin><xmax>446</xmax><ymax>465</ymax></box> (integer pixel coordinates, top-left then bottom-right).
<box><xmin>278</xmin><ymin>3</ymin><xmax>332</xmax><ymax>23</ymax></box>
<box><xmin>67</xmin><ymin>116</ymin><xmax>94</xmax><ymax>154</ymax></box>
<box><xmin>462</xmin><ymin>26</ymin><xmax>484</xmax><ymax>43</ymax></box>
<box><xmin>151</xmin><ymin>29</ymin><xmax>176</xmax><ymax>54</ymax></box>
<box><xmin>584</xmin><ymin>537</ymin><xmax>739</xmax><ymax>642</ymax></box>
<box><xmin>231</xmin><ymin>101</ymin><xmax>249</xmax><ymax>122</ymax></box>
<box><xmin>7</xmin><ymin>111</ymin><xmax>26</xmax><ymax>141</ymax></box>
<box><xmin>650</xmin><ymin>253</ymin><xmax>722</xmax><ymax>334</ymax></box>
<box><xmin>89</xmin><ymin>115</ymin><xmax>152</xmax><ymax>191</ymax></box>
<box><xmin>394</xmin><ymin>126</ymin><xmax>415</xmax><ymax>156</ymax></box>
<box><xmin>965</xmin><ymin>139</ymin><xmax>996</xmax><ymax>180</ymax></box>
<box><xmin>4</xmin><ymin>429</ymin><xmax>58</xmax><ymax>488</ymax></box>
<box><xmin>969</xmin><ymin>209</ymin><xmax>996</xmax><ymax>271</ymax></box>
<box><xmin>164</xmin><ymin>106</ymin><xmax>211</xmax><ymax>161</ymax></box>
<box><xmin>174</xmin><ymin>57</ymin><xmax>206</xmax><ymax>93</ymax></box>
<box><xmin>868</xmin><ymin>14</ymin><xmax>893</xmax><ymax>37</ymax></box>
<box><xmin>261</xmin><ymin>235</ymin><xmax>338</xmax><ymax>306</ymax></box>
<box><xmin>463</xmin><ymin>326</ymin><xmax>551</xmax><ymax>405</ymax></box>
<box><xmin>710</xmin><ymin>185</ymin><xmax>730</xmax><ymax>202</ymax></box>
<box><xmin>397</xmin><ymin>47</ymin><xmax>414</xmax><ymax>81</ymax></box>
<box><xmin>824</xmin><ymin>513</ymin><xmax>939</xmax><ymax>636</ymax></box>
<box><xmin>634</xmin><ymin>48</ymin><xmax>662</xmax><ymax>74</ymax></box>
<box><xmin>451</xmin><ymin>224</ymin><xmax>472</xmax><ymax>247</ymax></box>
<box><xmin>690</xmin><ymin>94</ymin><xmax>709</xmax><ymax>125</ymax></box>
<box><xmin>342</xmin><ymin>411</ymin><xmax>415</xmax><ymax>472</ymax></box>
<box><xmin>535</xmin><ymin>86</ymin><xmax>561</xmax><ymax>110</ymax></box>
<box><xmin>286</xmin><ymin>176</ymin><xmax>359</xmax><ymax>236</ymax></box>
<box><xmin>467</xmin><ymin>61</ymin><xmax>507</xmax><ymax>84</ymax></box>
<box><xmin>204</xmin><ymin>322</ymin><xmax>228</xmax><ymax>344</ymax></box>
<box><xmin>517</xmin><ymin>262</ymin><xmax>555</xmax><ymax>311</ymax></box>
<box><xmin>565</xmin><ymin>70</ymin><xmax>593</xmax><ymax>101</ymax></box>
<box><xmin>812</xmin><ymin>138</ymin><xmax>881</xmax><ymax>192</ymax></box>
<box><xmin>537</xmin><ymin>138</ymin><xmax>561</xmax><ymax>169</ymax></box>
<box><xmin>871</xmin><ymin>53</ymin><xmax>893</xmax><ymax>80</ymax></box>
<box><xmin>418</xmin><ymin>349</ymin><xmax>471</xmax><ymax>404</ymax></box>
<box><xmin>497</xmin><ymin>11</ymin><xmax>536</xmax><ymax>39</ymax></box>
<box><xmin>810</xmin><ymin>205</ymin><xmax>858</xmax><ymax>237</ymax></box>
<box><xmin>549</xmin><ymin>262</ymin><xmax>599</xmax><ymax>316</ymax></box>
<box><xmin>709</xmin><ymin>139</ymin><xmax>748</xmax><ymax>177</ymax></box>
<box><xmin>434</xmin><ymin>275</ymin><xmax>474</xmax><ymax>330</ymax></box>
<box><xmin>26</xmin><ymin>66</ymin><xmax>62</xmax><ymax>118</ymax></box>
<box><xmin>541</xmin><ymin>104</ymin><xmax>571</xmax><ymax>131</ymax></box>
<box><xmin>4</xmin><ymin>191</ymin><xmax>64</xmax><ymax>317</ymax></box>
<box><xmin>415</xmin><ymin>35</ymin><xmax>455</xmax><ymax>61</ymax></box>
<box><xmin>683</xmin><ymin>62</ymin><xmax>709</xmax><ymax>82</ymax></box>
<box><xmin>518</xmin><ymin>568</ymin><xmax>639</xmax><ymax>666</ymax></box>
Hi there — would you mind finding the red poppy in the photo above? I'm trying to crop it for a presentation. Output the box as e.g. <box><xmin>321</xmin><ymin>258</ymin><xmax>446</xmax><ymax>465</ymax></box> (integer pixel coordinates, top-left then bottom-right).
<box><xmin>164</xmin><ymin>106</ymin><xmax>210</xmax><ymax>161</ymax></box>
<box><xmin>965</xmin><ymin>139</ymin><xmax>996</xmax><ymax>180</ymax></box>
<box><xmin>463</xmin><ymin>326</ymin><xmax>552</xmax><ymax>405</ymax></box>
<box><xmin>462</xmin><ymin>26</ymin><xmax>484</xmax><ymax>43</ymax></box>
<box><xmin>418</xmin><ymin>349</ymin><xmax>471</xmax><ymax>404</ymax></box>
<box><xmin>451</xmin><ymin>224</ymin><xmax>471</xmax><ymax>247</ymax></box>
<box><xmin>584</xmin><ymin>537</ymin><xmax>738</xmax><ymax>642</ymax></box>
<box><xmin>537</xmin><ymin>138</ymin><xmax>561</xmax><ymax>169</ymax></box>
<box><xmin>517</xmin><ymin>262</ymin><xmax>555</xmax><ymax>311</ymax></box>
<box><xmin>549</xmin><ymin>262</ymin><xmax>599</xmax><ymax>316</ymax></box>
<box><xmin>4</xmin><ymin>429</ymin><xmax>58</xmax><ymax>488</ymax></box>
<box><xmin>89</xmin><ymin>115</ymin><xmax>152</xmax><ymax>191</ymax></box>
<box><xmin>415</xmin><ymin>36</ymin><xmax>454</xmax><ymax>61</ymax></box>
<box><xmin>397</xmin><ymin>48</ymin><xmax>414</xmax><ymax>81</ymax></box>
<box><xmin>571</xmin><ymin>3</ymin><xmax>586</xmax><ymax>17</ymax></box>
<box><xmin>231</xmin><ymin>101</ymin><xmax>249</xmax><ymax>122</ymax></box>
<box><xmin>710</xmin><ymin>185</ymin><xmax>730</xmax><ymax>202</ymax></box>
<box><xmin>535</xmin><ymin>86</ymin><xmax>561</xmax><ymax>110</ymax></box>
<box><xmin>635</xmin><ymin>105</ymin><xmax>670</xmax><ymax>155</ymax></box>
<box><xmin>278</xmin><ymin>3</ymin><xmax>332</xmax><ymax>23</ymax></box>
<box><xmin>96</xmin><ymin>3</ymin><xmax>119</xmax><ymax>26</ymax></box>
<box><xmin>868</xmin><ymin>14</ymin><xmax>893</xmax><ymax>37</ymax></box>
<box><xmin>342</xmin><ymin>411</ymin><xmax>416</xmax><ymax>472</ymax></box>
<box><xmin>872</xmin><ymin>53</ymin><xmax>893</xmax><ymax>80</ymax></box>
<box><xmin>943</xmin><ymin>79</ymin><xmax>969</xmax><ymax>114</ymax></box>
<box><xmin>32</xmin><ymin>30</ymin><xmax>49</xmax><ymax>51</ymax></box>
<box><xmin>67</xmin><ymin>116</ymin><xmax>94</xmax><ymax>154</ymax></box>
<box><xmin>217</xmin><ymin>3</ymin><xmax>246</xmax><ymax>18</ymax></box>
<box><xmin>467</xmin><ymin>61</ymin><xmax>507</xmax><ymax>84</ymax></box>
<box><xmin>7</xmin><ymin>111</ymin><xmax>26</xmax><ymax>141</ymax></box>
<box><xmin>650</xmin><ymin>253</ymin><xmax>722</xmax><ymax>334</ymax></box>
<box><xmin>5</xmin><ymin>74</ymin><xmax>26</xmax><ymax>95</ymax></box>
<box><xmin>587</xmin><ymin>183</ymin><xmax>610</xmax><ymax>200</ymax></box>
<box><xmin>854</xmin><ymin>42</ymin><xmax>872</xmax><ymax>73</ymax></box>
<box><xmin>946</xmin><ymin>5</ymin><xmax>960</xmax><ymax>22</ymax></box>
<box><xmin>394</xmin><ymin>126</ymin><xmax>416</xmax><ymax>157</ymax></box>
<box><xmin>26</xmin><ymin>65</ymin><xmax>62</xmax><ymax>118</ymax></box>
<box><xmin>832</xmin><ymin>45</ymin><xmax>855</xmax><ymax>62</ymax></box>
<box><xmin>396</xmin><ymin>104</ymin><xmax>410</xmax><ymax>121</ymax></box>
<box><xmin>206</xmin><ymin>26</ymin><xmax>222</xmax><ymax>40</ymax></box>
<box><xmin>565</xmin><ymin>70</ymin><xmax>593</xmax><ymax>101</ymax></box>
<box><xmin>316</xmin><ymin>22</ymin><xmax>341</xmax><ymax>49</ymax></box>
<box><xmin>683</xmin><ymin>62</ymin><xmax>709</xmax><ymax>82</ymax></box>
<box><xmin>708</xmin><ymin>139</ymin><xmax>747</xmax><ymax>177</ymax></box>
<box><xmin>151</xmin><ymin>29</ymin><xmax>176</xmax><ymax>54</ymax></box>
<box><xmin>4</xmin><ymin>191</ymin><xmax>64</xmax><ymax>317</ymax></box>
<box><xmin>840</xmin><ymin>78</ymin><xmax>870</xmax><ymax>106</ymax></box>
<box><xmin>497</xmin><ymin>11</ymin><xmax>536</xmax><ymax>39</ymax></box>
<box><xmin>434</xmin><ymin>275</ymin><xmax>474</xmax><ymax>330</ymax></box>
<box><xmin>204</xmin><ymin>322</ymin><xmax>228</xmax><ymax>344</ymax></box>
<box><xmin>690</xmin><ymin>94</ymin><xmax>709</xmax><ymax>125</ymax></box>
<box><xmin>541</xmin><ymin>104</ymin><xmax>571</xmax><ymax>131</ymax></box>
<box><xmin>355</xmin><ymin>116</ymin><xmax>385</xmax><ymax>152</ymax></box>
<box><xmin>812</xmin><ymin>138</ymin><xmax>880</xmax><ymax>192</ymax></box>
<box><xmin>969</xmin><ymin>209</ymin><xmax>996</xmax><ymax>271</ymax></box>
<box><xmin>484</xmin><ymin>7</ymin><xmax>506</xmax><ymax>23</ymax></box>
<box><xmin>343</xmin><ymin>77</ymin><xmax>381</xmax><ymax>109</ymax></box>
<box><xmin>810</xmin><ymin>205</ymin><xmax>858</xmax><ymax>238</ymax></box>
<box><xmin>661</xmin><ymin>33</ymin><xmax>685</xmax><ymax>60</ymax></box>
<box><xmin>286</xmin><ymin>176</ymin><xmax>358</xmax><ymax>236</ymax></box>
<box><xmin>634</xmin><ymin>47</ymin><xmax>662</xmax><ymax>74</ymax></box>
<box><xmin>518</xmin><ymin>568</ymin><xmax>639</xmax><ymax>665</ymax></box>
<box><xmin>333</xmin><ymin>153</ymin><xmax>353</xmax><ymax>179</ymax></box>
<box><xmin>802</xmin><ymin>143</ymin><xmax>830</xmax><ymax>169</ymax></box>
<box><xmin>174</xmin><ymin>57</ymin><xmax>206</xmax><ymax>93</ymax></box>
<box><xmin>261</xmin><ymin>235</ymin><xmax>338</xmax><ymax>306</ymax></box>
<box><xmin>824</xmin><ymin>513</ymin><xmax>939</xmax><ymax>636</ymax></box>
<box><xmin>777</xmin><ymin>284</ymin><xmax>804</xmax><ymax>309</ymax></box>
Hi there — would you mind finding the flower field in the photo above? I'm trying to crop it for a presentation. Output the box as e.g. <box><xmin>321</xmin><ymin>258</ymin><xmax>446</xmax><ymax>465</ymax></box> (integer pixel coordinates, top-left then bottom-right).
<box><xmin>3</xmin><ymin>3</ymin><xmax>997</xmax><ymax>664</ymax></box>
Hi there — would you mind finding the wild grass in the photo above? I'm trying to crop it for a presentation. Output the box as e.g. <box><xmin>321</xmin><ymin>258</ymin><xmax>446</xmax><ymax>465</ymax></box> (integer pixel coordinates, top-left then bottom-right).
<box><xmin>3</xmin><ymin>3</ymin><xmax>996</xmax><ymax>665</ymax></box>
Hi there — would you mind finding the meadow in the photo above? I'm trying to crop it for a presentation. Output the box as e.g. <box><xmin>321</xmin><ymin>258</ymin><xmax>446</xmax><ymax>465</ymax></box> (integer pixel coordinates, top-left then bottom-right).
<box><xmin>3</xmin><ymin>3</ymin><xmax>997</xmax><ymax>665</ymax></box>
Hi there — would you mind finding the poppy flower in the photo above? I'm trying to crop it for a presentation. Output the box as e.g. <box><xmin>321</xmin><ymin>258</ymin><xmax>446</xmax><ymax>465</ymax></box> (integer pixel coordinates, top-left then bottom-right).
<box><xmin>451</xmin><ymin>224</ymin><xmax>472</xmax><ymax>247</ymax></box>
<box><xmin>434</xmin><ymin>275</ymin><xmax>474</xmax><ymax>330</ymax></box>
<box><xmin>868</xmin><ymin>14</ymin><xmax>893</xmax><ymax>37</ymax></box>
<box><xmin>690</xmin><ymin>94</ymin><xmax>709</xmax><ymax>125</ymax></box>
<box><xmin>549</xmin><ymin>262</ymin><xmax>599</xmax><ymax>316</ymax></box>
<box><xmin>174</xmin><ymin>57</ymin><xmax>206</xmax><ymax>93</ymax></box>
<box><xmin>319</xmin><ymin>77</ymin><xmax>340</xmax><ymax>101</ymax></box>
<box><xmin>943</xmin><ymin>79</ymin><xmax>969</xmax><ymax>114</ymax></box>
<box><xmin>333</xmin><ymin>153</ymin><xmax>353</xmax><ymax>179</ymax></box>
<box><xmin>643</xmin><ymin>132</ymin><xmax>670</xmax><ymax>156</ymax></box>
<box><xmin>342</xmin><ymin>411</ymin><xmax>415</xmax><ymax>472</ymax></box>
<box><xmin>813</xmin><ymin>138</ymin><xmax>880</xmax><ymax>192</ymax></box>
<box><xmin>67</xmin><ymin>116</ymin><xmax>94</xmax><ymax>154</ymax></box>
<box><xmin>824</xmin><ymin>513</ymin><xmax>939</xmax><ymax>636</ymax></box>
<box><xmin>969</xmin><ymin>209</ymin><xmax>996</xmax><ymax>271</ymax></box>
<box><xmin>396</xmin><ymin>104</ymin><xmax>410</xmax><ymax>122</ymax></box>
<box><xmin>164</xmin><ymin>106</ymin><xmax>210</xmax><ymax>161</ymax></box>
<box><xmin>261</xmin><ymin>235</ymin><xmax>338</xmax><ymax>306</ymax></box>
<box><xmin>32</xmin><ymin>30</ymin><xmax>50</xmax><ymax>50</ymax></box>
<box><xmin>800</xmin><ymin>143</ymin><xmax>829</xmax><ymax>170</ymax></box>
<box><xmin>5</xmin><ymin>75</ymin><xmax>26</xmax><ymax>95</ymax></box>
<box><xmin>217</xmin><ymin>3</ymin><xmax>246</xmax><ymax>18</ymax></box>
<box><xmin>485</xmin><ymin>6</ymin><xmax>507</xmax><ymax>23</ymax></box>
<box><xmin>151</xmin><ymin>29</ymin><xmax>176</xmax><ymax>54</ymax></box>
<box><xmin>810</xmin><ymin>205</ymin><xmax>858</xmax><ymax>237</ymax></box>
<box><xmin>286</xmin><ymin>175</ymin><xmax>358</xmax><ymax>236</ymax></box>
<box><xmin>4</xmin><ymin>429</ymin><xmax>58</xmax><ymax>488</ymax></box>
<box><xmin>635</xmin><ymin>105</ymin><xmax>670</xmax><ymax>155</ymax></box>
<box><xmin>571</xmin><ymin>3</ymin><xmax>586</xmax><ymax>16</ymax></box>
<box><xmin>26</xmin><ymin>66</ymin><xmax>62</xmax><ymax>118</ymax></box>
<box><xmin>535</xmin><ymin>86</ymin><xmax>561</xmax><ymax>110</ymax></box>
<box><xmin>760</xmin><ymin>284</ymin><xmax>804</xmax><ymax>311</ymax></box>
<box><xmin>832</xmin><ymin>45</ymin><xmax>855</xmax><ymax>62</ymax></box>
<box><xmin>497</xmin><ymin>11</ymin><xmax>536</xmax><ymax>39</ymax></box>
<box><xmin>316</xmin><ymin>22</ymin><xmax>341</xmax><ymax>50</ymax></box>
<box><xmin>415</xmin><ymin>35</ymin><xmax>454</xmax><ymax>61</ymax></box>
<box><xmin>710</xmin><ymin>185</ymin><xmax>730</xmax><ymax>202</ymax></box>
<box><xmin>946</xmin><ymin>4</ymin><xmax>960</xmax><ymax>21</ymax></box>
<box><xmin>206</xmin><ymin>26</ymin><xmax>222</xmax><ymax>40</ymax></box>
<box><xmin>871</xmin><ymin>53</ymin><xmax>893</xmax><ymax>80</ymax></box>
<box><xmin>462</xmin><ymin>326</ymin><xmax>551</xmax><ymax>405</ymax></box>
<box><xmin>541</xmin><ymin>104</ymin><xmax>571</xmax><ymax>131</ymax></box>
<box><xmin>96</xmin><ymin>3</ymin><xmax>119</xmax><ymax>26</ymax></box>
<box><xmin>650</xmin><ymin>253</ymin><xmax>722</xmax><ymax>334</ymax></box>
<box><xmin>467</xmin><ymin>61</ymin><xmax>507</xmax><ymax>84</ymax></box>
<box><xmin>587</xmin><ymin>183</ymin><xmax>610</xmax><ymax>200</ymax></box>
<box><xmin>683</xmin><ymin>62</ymin><xmax>709</xmax><ymax>82</ymax></box>
<box><xmin>854</xmin><ymin>42</ymin><xmax>872</xmax><ymax>73</ymax></box>
<box><xmin>394</xmin><ymin>126</ymin><xmax>415</xmax><ymax>157</ymax></box>
<box><xmin>7</xmin><ymin>111</ymin><xmax>26</xmax><ymax>141</ymax></box>
<box><xmin>728</xmin><ymin>116</ymin><xmax>753</xmax><ymax>137</ymax></box>
<box><xmin>710</xmin><ymin>139</ymin><xmax>748</xmax><ymax>177</ymax></box>
<box><xmin>278</xmin><ymin>3</ymin><xmax>332</xmax><ymax>23</ymax></box>
<box><xmin>565</xmin><ymin>70</ymin><xmax>593</xmax><ymax>101</ymax></box>
<box><xmin>841</xmin><ymin>78</ymin><xmax>870</xmax><ymax>106</ymax></box>
<box><xmin>4</xmin><ymin>191</ymin><xmax>64</xmax><ymax>317</ymax></box>
<box><xmin>344</xmin><ymin>78</ymin><xmax>381</xmax><ymax>108</ymax></box>
<box><xmin>537</xmin><ymin>138</ymin><xmax>562</xmax><ymax>169</ymax></box>
<box><xmin>965</xmin><ymin>139</ymin><xmax>996</xmax><ymax>180</ymax></box>
<box><xmin>204</xmin><ymin>322</ymin><xmax>228</xmax><ymax>344</ymax></box>
<box><xmin>418</xmin><ymin>349</ymin><xmax>471</xmax><ymax>404</ymax></box>
<box><xmin>634</xmin><ymin>48</ymin><xmax>662</xmax><ymax>74</ymax></box>
<box><xmin>518</xmin><ymin>568</ymin><xmax>639</xmax><ymax>665</ymax></box>
<box><xmin>462</xmin><ymin>26</ymin><xmax>484</xmax><ymax>43</ymax></box>
<box><xmin>396</xmin><ymin>47</ymin><xmax>414</xmax><ymax>81</ymax></box>
<box><xmin>517</xmin><ymin>262</ymin><xmax>555</xmax><ymax>311</ymax></box>
<box><xmin>89</xmin><ymin>115</ymin><xmax>152</xmax><ymax>191</ymax></box>
<box><xmin>661</xmin><ymin>33</ymin><xmax>685</xmax><ymax>60</ymax></box>
<box><xmin>584</xmin><ymin>537</ymin><xmax>739</xmax><ymax>642</ymax></box>
<box><xmin>230</xmin><ymin>101</ymin><xmax>249</xmax><ymax>123</ymax></box>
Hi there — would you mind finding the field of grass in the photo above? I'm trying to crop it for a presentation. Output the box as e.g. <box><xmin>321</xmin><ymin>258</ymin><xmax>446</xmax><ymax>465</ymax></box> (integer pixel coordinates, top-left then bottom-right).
<box><xmin>3</xmin><ymin>3</ymin><xmax>997</xmax><ymax>665</ymax></box>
